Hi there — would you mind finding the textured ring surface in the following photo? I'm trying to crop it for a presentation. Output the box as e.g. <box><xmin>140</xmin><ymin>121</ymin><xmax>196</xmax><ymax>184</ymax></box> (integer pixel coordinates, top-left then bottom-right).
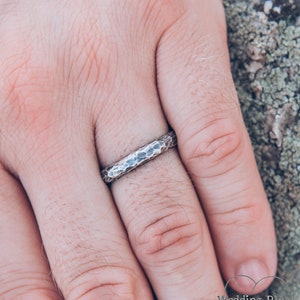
<box><xmin>101</xmin><ymin>131</ymin><xmax>177</xmax><ymax>184</ymax></box>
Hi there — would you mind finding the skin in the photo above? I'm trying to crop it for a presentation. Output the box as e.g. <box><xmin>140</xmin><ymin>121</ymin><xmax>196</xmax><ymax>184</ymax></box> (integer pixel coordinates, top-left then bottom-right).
<box><xmin>0</xmin><ymin>0</ymin><xmax>277</xmax><ymax>299</ymax></box>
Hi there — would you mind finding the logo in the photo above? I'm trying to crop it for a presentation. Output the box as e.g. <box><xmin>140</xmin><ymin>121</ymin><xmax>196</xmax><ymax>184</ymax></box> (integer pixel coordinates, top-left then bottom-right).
<box><xmin>215</xmin><ymin>275</ymin><xmax>295</xmax><ymax>300</ymax></box>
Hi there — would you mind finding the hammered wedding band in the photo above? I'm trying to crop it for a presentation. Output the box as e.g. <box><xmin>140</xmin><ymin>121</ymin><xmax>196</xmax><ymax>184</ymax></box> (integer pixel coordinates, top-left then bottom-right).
<box><xmin>101</xmin><ymin>131</ymin><xmax>177</xmax><ymax>184</ymax></box>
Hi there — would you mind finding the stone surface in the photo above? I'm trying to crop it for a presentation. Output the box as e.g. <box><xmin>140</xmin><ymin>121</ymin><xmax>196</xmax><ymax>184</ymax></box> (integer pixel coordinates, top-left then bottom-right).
<box><xmin>223</xmin><ymin>0</ymin><xmax>300</xmax><ymax>298</ymax></box>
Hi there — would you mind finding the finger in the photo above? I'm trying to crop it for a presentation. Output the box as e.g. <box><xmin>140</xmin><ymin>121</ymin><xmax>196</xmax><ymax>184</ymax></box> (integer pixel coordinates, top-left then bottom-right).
<box><xmin>0</xmin><ymin>2</ymin><xmax>153</xmax><ymax>297</ymax></box>
<box><xmin>0</xmin><ymin>164</ymin><xmax>61</xmax><ymax>299</ymax></box>
<box><xmin>95</xmin><ymin>23</ymin><xmax>226</xmax><ymax>300</ymax></box>
<box><xmin>156</xmin><ymin>0</ymin><xmax>277</xmax><ymax>294</ymax></box>
<box><xmin>111</xmin><ymin>151</ymin><xmax>227</xmax><ymax>300</ymax></box>
<box><xmin>11</xmin><ymin>128</ymin><xmax>152</xmax><ymax>299</ymax></box>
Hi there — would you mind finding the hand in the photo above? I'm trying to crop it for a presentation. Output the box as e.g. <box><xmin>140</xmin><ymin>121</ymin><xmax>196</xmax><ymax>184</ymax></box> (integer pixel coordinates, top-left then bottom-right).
<box><xmin>0</xmin><ymin>1</ymin><xmax>277</xmax><ymax>299</ymax></box>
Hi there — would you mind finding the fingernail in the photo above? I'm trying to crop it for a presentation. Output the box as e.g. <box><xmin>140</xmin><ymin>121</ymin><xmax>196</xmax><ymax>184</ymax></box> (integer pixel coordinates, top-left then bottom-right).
<box><xmin>234</xmin><ymin>259</ymin><xmax>271</xmax><ymax>294</ymax></box>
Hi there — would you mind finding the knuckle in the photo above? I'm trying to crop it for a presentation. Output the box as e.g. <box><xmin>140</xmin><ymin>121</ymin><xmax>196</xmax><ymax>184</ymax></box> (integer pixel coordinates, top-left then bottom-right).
<box><xmin>210</xmin><ymin>200</ymin><xmax>263</xmax><ymax>227</ymax></box>
<box><xmin>181</xmin><ymin>117</ymin><xmax>244</xmax><ymax>177</ymax></box>
<box><xmin>66</xmin><ymin>265</ymin><xmax>137</xmax><ymax>300</ymax></box>
<box><xmin>1</xmin><ymin>290</ymin><xmax>60</xmax><ymax>300</ymax></box>
<box><xmin>42</xmin><ymin>204</ymin><xmax>138</xmax><ymax>299</ymax></box>
<box><xmin>0</xmin><ymin>266</ymin><xmax>58</xmax><ymax>299</ymax></box>
<box><xmin>133</xmin><ymin>211</ymin><xmax>202</xmax><ymax>265</ymax></box>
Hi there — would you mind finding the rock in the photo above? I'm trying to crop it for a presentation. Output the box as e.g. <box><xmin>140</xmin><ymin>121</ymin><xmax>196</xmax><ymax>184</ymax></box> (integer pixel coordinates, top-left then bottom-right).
<box><xmin>223</xmin><ymin>0</ymin><xmax>300</xmax><ymax>298</ymax></box>
<box><xmin>264</xmin><ymin>1</ymin><xmax>274</xmax><ymax>14</ymax></box>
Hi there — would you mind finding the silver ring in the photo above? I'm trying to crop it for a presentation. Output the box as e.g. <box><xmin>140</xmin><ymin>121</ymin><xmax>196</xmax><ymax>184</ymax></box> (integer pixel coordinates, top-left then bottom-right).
<box><xmin>101</xmin><ymin>131</ymin><xmax>177</xmax><ymax>184</ymax></box>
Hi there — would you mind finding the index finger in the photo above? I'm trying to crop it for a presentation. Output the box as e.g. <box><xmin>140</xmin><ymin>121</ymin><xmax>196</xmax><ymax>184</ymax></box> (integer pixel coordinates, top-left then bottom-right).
<box><xmin>156</xmin><ymin>0</ymin><xmax>277</xmax><ymax>294</ymax></box>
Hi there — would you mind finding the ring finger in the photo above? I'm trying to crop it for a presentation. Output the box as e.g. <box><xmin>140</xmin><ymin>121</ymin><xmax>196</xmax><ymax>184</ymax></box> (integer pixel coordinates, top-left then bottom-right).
<box><xmin>95</xmin><ymin>29</ymin><xmax>225</xmax><ymax>300</ymax></box>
